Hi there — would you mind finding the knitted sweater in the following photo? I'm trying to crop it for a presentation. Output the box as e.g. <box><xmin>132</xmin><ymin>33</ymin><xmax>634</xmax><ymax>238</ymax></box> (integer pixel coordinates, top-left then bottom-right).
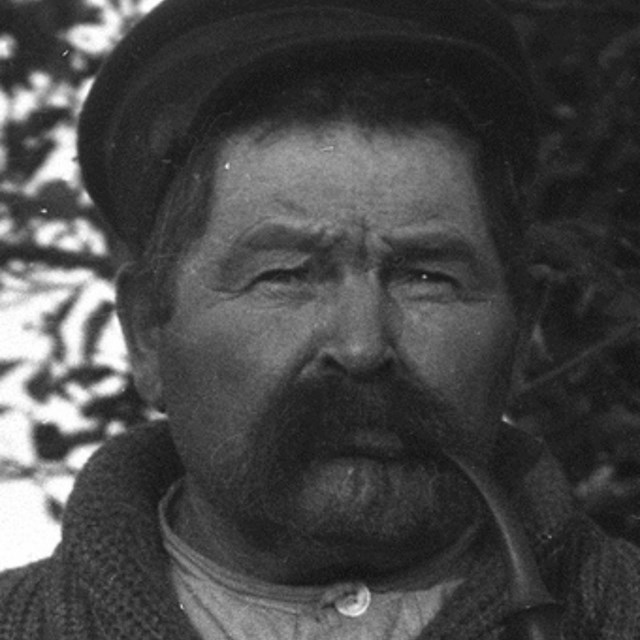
<box><xmin>1</xmin><ymin>422</ymin><xmax>640</xmax><ymax>639</ymax></box>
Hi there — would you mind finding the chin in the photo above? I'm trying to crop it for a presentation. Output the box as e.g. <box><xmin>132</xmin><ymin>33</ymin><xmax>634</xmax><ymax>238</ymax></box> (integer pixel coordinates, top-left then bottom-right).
<box><xmin>281</xmin><ymin>457</ymin><xmax>480</xmax><ymax>558</ymax></box>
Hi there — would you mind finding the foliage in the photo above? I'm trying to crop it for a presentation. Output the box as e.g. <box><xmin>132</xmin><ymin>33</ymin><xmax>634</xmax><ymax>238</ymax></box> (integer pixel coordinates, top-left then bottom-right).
<box><xmin>0</xmin><ymin>0</ymin><xmax>159</xmax><ymax>504</ymax></box>
<box><xmin>1</xmin><ymin>0</ymin><xmax>640</xmax><ymax>542</ymax></box>
<box><xmin>497</xmin><ymin>0</ymin><xmax>640</xmax><ymax>543</ymax></box>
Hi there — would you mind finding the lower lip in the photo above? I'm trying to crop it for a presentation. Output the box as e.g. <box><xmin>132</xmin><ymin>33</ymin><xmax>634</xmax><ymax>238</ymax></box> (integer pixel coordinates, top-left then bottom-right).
<box><xmin>337</xmin><ymin>452</ymin><xmax>418</xmax><ymax>465</ymax></box>
<box><xmin>316</xmin><ymin>448</ymin><xmax>422</xmax><ymax>463</ymax></box>
<box><xmin>314</xmin><ymin>430</ymin><xmax>427</xmax><ymax>462</ymax></box>
<box><xmin>299</xmin><ymin>457</ymin><xmax>432</xmax><ymax>504</ymax></box>
<box><xmin>308</xmin><ymin>456</ymin><xmax>427</xmax><ymax>480</ymax></box>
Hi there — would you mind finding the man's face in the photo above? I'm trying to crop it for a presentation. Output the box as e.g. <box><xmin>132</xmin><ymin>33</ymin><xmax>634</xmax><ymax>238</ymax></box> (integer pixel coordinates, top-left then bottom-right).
<box><xmin>143</xmin><ymin>122</ymin><xmax>519</xmax><ymax>575</ymax></box>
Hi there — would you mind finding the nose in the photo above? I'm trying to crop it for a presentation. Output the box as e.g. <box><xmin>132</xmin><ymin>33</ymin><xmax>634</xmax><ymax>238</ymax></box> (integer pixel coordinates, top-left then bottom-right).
<box><xmin>318</xmin><ymin>273</ymin><xmax>396</xmax><ymax>378</ymax></box>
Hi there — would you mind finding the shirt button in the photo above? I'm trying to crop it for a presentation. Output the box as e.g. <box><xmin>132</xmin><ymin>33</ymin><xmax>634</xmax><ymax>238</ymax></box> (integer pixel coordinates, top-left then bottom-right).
<box><xmin>335</xmin><ymin>584</ymin><xmax>371</xmax><ymax>617</ymax></box>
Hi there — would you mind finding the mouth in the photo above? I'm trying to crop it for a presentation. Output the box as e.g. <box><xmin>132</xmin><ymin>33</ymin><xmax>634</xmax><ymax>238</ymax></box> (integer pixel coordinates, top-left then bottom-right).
<box><xmin>314</xmin><ymin>430</ymin><xmax>424</xmax><ymax>463</ymax></box>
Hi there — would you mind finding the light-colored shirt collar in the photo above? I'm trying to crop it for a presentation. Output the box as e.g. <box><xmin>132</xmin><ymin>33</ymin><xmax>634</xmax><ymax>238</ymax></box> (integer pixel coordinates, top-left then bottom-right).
<box><xmin>159</xmin><ymin>480</ymin><xmax>465</xmax><ymax>640</ymax></box>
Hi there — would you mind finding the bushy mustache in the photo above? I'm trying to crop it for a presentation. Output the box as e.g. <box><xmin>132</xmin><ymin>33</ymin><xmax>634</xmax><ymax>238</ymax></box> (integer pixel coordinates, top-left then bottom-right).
<box><xmin>213</xmin><ymin>371</ymin><xmax>489</xmax><ymax>552</ymax></box>
<box><xmin>233</xmin><ymin>372</ymin><xmax>482</xmax><ymax>505</ymax></box>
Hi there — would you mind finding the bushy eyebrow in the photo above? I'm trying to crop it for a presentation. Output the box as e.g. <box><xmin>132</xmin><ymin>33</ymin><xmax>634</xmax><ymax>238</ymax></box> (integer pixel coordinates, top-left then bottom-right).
<box><xmin>380</xmin><ymin>229</ymin><xmax>485</xmax><ymax>264</ymax></box>
<box><xmin>380</xmin><ymin>229</ymin><xmax>502</xmax><ymax>287</ymax></box>
<box><xmin>233</xmin><ymin>221</ymin><xmax>335</xmax><ymax>253</ymax></box>
<box><xmin>214</xmin><ymin>221</ymin><xmax>333</xmax><ymax>282</ymax></box>
<box><xmin>215</xmin><ymin>220</ymin><xmax>500</xmax><ymax>285</ymax></box>
<box><xmin>225</xmin><ymin>221</ymin><xmax>484</xmax><ymax>255</ymax></box>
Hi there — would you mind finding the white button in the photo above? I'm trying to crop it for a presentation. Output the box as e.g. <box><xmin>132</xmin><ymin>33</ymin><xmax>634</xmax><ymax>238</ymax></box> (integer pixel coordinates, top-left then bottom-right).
<box><xmin>335</xmin><ymin>584</ymin><xmax>371</xmax><ymax>617</ymax></box>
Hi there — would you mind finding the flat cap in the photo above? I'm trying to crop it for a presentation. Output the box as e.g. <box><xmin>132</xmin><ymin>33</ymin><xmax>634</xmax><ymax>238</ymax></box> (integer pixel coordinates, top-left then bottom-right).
<box><xmin>78</xmin><ymin>0</ymin><xmax>539</xmax><ymax>253</ymax></box>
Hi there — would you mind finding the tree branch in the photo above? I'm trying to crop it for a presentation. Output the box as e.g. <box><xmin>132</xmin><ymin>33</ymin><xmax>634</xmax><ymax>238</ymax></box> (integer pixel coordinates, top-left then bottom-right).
<box><xmin>513</xmin><ymin>319</ymin><xmax>640</xmax><ymax>405</ymax></box>
<box><xmin>0</xmin><ymin>242</ymin><xmax>116</xmax><ymax>280</ymax></box>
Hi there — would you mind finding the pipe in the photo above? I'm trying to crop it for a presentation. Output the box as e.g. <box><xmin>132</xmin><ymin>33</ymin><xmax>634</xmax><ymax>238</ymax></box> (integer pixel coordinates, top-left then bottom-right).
<box><xmin>446</xmin><ymin>453</ymin><xmax>564</xmax><ymax>640</ymax></box>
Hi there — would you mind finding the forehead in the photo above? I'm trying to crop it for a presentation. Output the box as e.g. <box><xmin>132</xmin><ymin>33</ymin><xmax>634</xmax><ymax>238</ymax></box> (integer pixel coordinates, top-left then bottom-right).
<box><xmin>186</xmin><ymin>121</ymin><xmax>496</xmax><ymax>261</ymax></box>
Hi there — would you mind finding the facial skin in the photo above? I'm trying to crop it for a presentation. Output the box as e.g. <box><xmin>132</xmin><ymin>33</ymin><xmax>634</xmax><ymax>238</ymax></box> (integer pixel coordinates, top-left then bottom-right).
<box><xmin>120</xmin><ymin>121</ymin><xmax>520</xmax><ymax>585</ymax></box>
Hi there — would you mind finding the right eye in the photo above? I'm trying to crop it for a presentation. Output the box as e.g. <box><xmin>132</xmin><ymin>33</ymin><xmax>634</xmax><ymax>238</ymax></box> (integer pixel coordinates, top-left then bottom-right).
<box><xmin>254</xmin><ymin>267</ymin><xmax>311</xmax><ymax>285</ymax></box>
<box><xmin>248</xmin><ymin>266</ymin><xmax>318</xmax><ymax>301</ymax></box>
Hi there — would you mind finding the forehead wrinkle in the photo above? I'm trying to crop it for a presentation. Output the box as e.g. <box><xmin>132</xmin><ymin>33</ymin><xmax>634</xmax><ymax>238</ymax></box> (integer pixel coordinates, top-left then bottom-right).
<box><xmin>274</xmin><ymin>195</ymin><xmax>381</xmax><ymax>261</ymax></box>
<box><xmin>380</xmin><ymin>225</ymin><xmax>475</xmax><ymax>248</ymax></box>
<box><xmin>271</xmin><ymin>196</ymin><xmax>367</xmax><ymax>241</ymax></box>
<box><xmin>234</xmin><ymin>218</ymin><xmax>344</xmax><ymax>252</ymax></box>
<box><xmin>228</xmin><ymin>206</ymin><xmax>393</xmax><ymax>255</ymax></box>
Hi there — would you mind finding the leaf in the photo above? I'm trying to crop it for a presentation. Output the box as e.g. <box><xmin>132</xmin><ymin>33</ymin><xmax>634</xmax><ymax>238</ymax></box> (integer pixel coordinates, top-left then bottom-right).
<box><xmin>41</xmin><ymin>289</ymin><xmax>82</xmax><ymax>362</ymax></box>
<box><xmin>33</xmin><ymin>421</ymin><xmax>68</xmax><ymax>461</ymax></box>
<box><xmin>62</xmin><ymin>365</ymin><xmax>115</xmax><ymax>386</ymax></box>
<box><xmin>25</xmin><ymin>367</ymin><xmax>56</xmax><ymax>402</ymax></box>
<box><xmin>45</xmin><ymin>496</ymin><xmax>65</xmax><ymax>522</ymax></box>
<box><xmin>82</xmin><ymin>300</ymin><xmax>115</xmax><ymax>361</ymax></box>
<box><xmin>82</xmin><ymin>379</ymin><xmax>147</xmax><ymax>425</ymax></box>
<box><xmin>0</xmin><ymin>360</ymin><xmax>21</xmax><ymax>379</ymax></box>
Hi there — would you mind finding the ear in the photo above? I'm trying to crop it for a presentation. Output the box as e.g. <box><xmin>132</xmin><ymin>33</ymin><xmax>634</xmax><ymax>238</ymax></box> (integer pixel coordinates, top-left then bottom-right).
<box><xmin>116</xmin><ymin>265</ymin><xmax>164</xmax><ymax>410</ymax></box>
<box><xmin>506</xmin><ymin>288</ymin><xmax>542</xmax><ymax>409</ymax></box>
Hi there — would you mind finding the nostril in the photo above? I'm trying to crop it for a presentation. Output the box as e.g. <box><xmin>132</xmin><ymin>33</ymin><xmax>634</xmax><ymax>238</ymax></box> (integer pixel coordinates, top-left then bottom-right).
<box><xmin>319</xmin><ymin>343</ymin><xmax>396</xmax><ymax>379</ymax></box>
<box><xmin>351</xmin><ymin>356</ymin><xmax>396</xmax><ymax>382</ymax></box>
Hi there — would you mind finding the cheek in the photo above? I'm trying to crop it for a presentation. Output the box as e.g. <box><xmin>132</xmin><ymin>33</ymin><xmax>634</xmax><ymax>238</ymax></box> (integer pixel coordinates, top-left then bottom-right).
<box><xmin>158</xmin><ymin>303</ymin><xmax>316</xmax><ymax>423</ymax></box>
<box><xmin>159</xmin><ymin>303</ymin><xmax>324</xmax><ymax>493</ymax></box>
<box><xmin>402</xmin><ymin>301</ymin><xmax>518</xmax><ymax>417</ymax></box>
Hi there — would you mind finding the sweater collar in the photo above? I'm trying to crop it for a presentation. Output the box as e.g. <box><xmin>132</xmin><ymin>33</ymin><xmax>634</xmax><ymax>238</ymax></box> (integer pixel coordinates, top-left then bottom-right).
<box><xmin>54</xmin><ymin>421</ymin><xmax>576</xmax><ymax>639</ymax></box>
<box><xmin>58</xmin><ymin>422</ymin><xmax>195</xmax><ymax>638</ymax></box>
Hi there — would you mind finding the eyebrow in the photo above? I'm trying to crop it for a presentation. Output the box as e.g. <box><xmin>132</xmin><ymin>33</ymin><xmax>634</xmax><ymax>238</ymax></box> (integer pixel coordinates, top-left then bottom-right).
<box><xmin>214</xmin><ymin>220</ymin><xmax>335</xmax><ymax>281</ymax></box>
<box><xmin>226</xmin><ymin>221</ymin><xmax>484</xmax><ymax>253</ymax></box>
<box><xmin>233</xmin><ymin>220</ymin><xmax>336</xmax><ymax>252</ymax></box>
<box><xmin>380</xmin><ymin>228</ymin><xmax>486</xmax><ymax>263</ymax></box>
<box><xmin>215</xmin><ymin>220</ymin><xmax>497</xmax><ymax>282</ymax></box>
<box><xmin>380</xmin><ymin>228</ymin><xmax>501</xmax><ymax>286</ymax></box>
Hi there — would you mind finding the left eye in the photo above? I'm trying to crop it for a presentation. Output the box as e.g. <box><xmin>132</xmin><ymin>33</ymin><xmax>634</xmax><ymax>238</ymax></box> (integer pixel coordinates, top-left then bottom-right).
<box><xmin>404</xmin><ymin>270</ymin><xmax>455</xmax><ymax>285</ymax></box>
<box><xmin>388</xmin><ymin>266</ymin><xmax>461</xmax><ymax>300</ymax></box>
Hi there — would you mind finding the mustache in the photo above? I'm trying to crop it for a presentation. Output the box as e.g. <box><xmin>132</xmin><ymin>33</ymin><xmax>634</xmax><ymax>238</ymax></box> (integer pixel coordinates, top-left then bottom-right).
<box><xmin>225</xmin><ymin>372</ymin><xmax>487</xmax><ymax>549</ymax></box>
<box><xmin>247</xmin><ymin>372</ymin><xmax>482</xmax><ymax>483</ymax></box>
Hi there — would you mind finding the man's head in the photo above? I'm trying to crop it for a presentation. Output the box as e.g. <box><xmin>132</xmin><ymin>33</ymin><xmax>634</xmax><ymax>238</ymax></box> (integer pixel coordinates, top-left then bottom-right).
<box><xmin>79</xmin><ymin>0</ymin><xmax>539</xmax><ymax>583</ymax></box>
<box><xmin>136</xmin><ymin>63</ymin><xmax>532</xmax><ymax>324</ymax></box>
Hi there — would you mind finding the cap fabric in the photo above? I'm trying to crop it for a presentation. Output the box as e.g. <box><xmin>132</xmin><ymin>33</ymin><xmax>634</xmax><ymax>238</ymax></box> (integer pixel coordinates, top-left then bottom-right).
<box><xmin>78</xmin><ymin>0</ymin><xmax>539</xmax><ymax>253</ymax></box>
